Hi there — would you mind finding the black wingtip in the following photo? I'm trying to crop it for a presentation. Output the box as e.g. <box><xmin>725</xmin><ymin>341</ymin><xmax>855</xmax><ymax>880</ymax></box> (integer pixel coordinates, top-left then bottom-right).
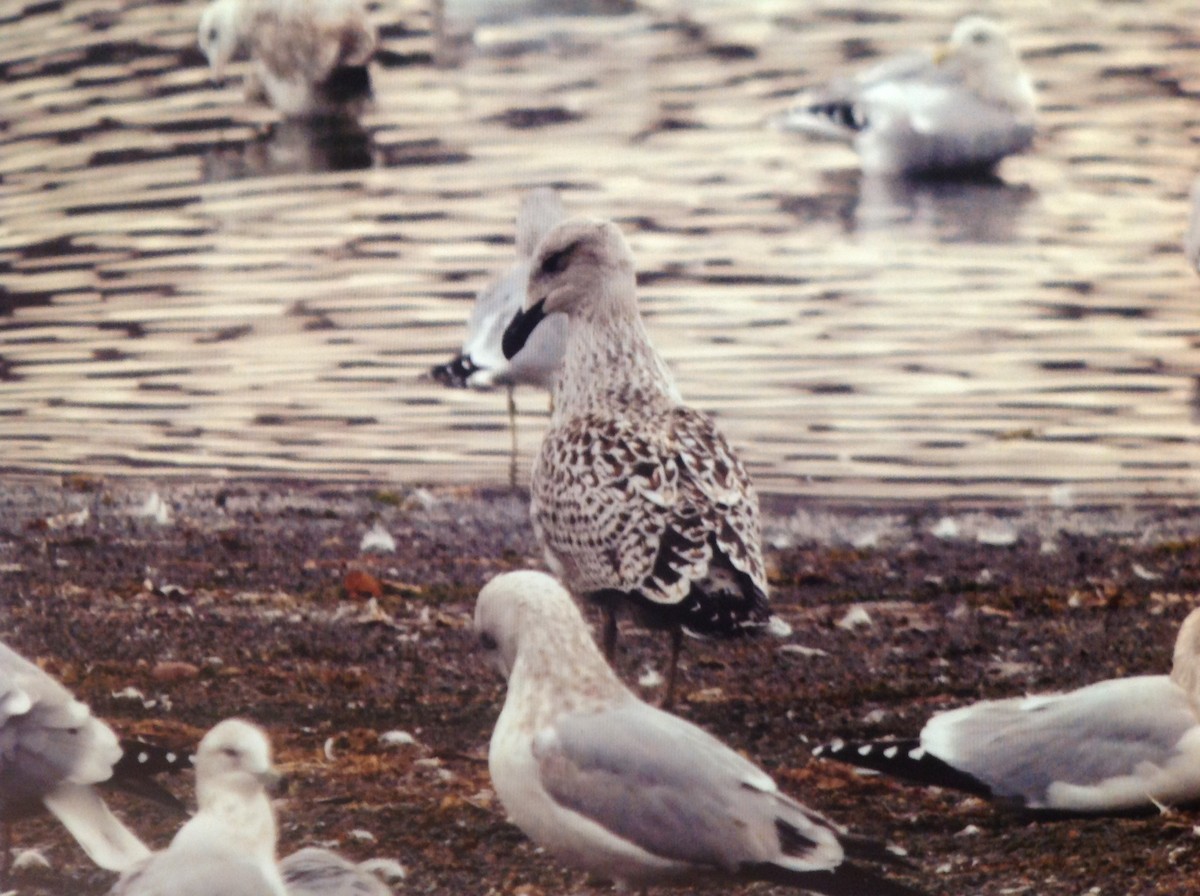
<box><xmin>815</xmin><ymin>739</ymin><xmax>994</xmax><ymax>799</ymax></box>
<box><xmin>501</xmin><ymin>299</ymin><xmax>547</xmax><ymax>360</ymax></box>
<box><xmin>744</xmin><ymin>861</ymin><xmax>928</xmax><ymax>896</ymax></box>
<box><xmin>429</xmin><ymin>354</ymin><xmax>478</xmax><ymax>388</ymax></box>
<box><xmin>105</xmin><ymin>739</ymin><xmax>195</xmax><ymax>815</ymax></box>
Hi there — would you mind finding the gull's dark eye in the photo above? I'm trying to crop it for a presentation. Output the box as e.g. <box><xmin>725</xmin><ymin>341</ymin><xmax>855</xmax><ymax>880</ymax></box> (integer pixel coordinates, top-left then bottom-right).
<box><xmin>221</xmin><ymin>746</ymin><xmax>239</xmax><ymax>758</ymax></box>
<box><xmin>540</xmin><ymin>242</ymin><xmax>578</xmax><ymax>276</ymax></box>
<box><xmin>479</xmin><ymin>631</ymin><xmax>498</xmax><ymax>651</ymax></box>
<box><xmin>208</xmin><ymin>27</ymin><xmax>219</xmax><ymax>43</ymax></box>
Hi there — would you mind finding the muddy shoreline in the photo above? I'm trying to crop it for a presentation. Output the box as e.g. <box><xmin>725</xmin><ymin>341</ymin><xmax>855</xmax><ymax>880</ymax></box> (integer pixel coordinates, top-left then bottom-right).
<box><xmin>3</xmin><ymin>475</ymin><xmax>1200</xmax><ymax>895</ymax></box>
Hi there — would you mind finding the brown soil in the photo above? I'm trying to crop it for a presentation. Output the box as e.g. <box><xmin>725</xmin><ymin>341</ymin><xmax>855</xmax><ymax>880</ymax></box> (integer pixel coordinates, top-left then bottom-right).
<box><xmin>4</xmin><ymin>476</ymin><xmax>1200</xmax><ymax>896</ymax></box>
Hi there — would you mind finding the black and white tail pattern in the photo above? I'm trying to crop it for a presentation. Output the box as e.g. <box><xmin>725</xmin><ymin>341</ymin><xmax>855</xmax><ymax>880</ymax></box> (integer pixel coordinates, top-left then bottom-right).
<box><xmin>808</xmin><ymin>100</ymin><xmax>869</xmax><ymax>133</ymax></box>
<box><xmin>814</xmin><ymin>739</ymin><xmax>992</xmax><ymax>799</ymax></box>
<box><xmin>106</xmin><ymin>739</ymin><xmax>195</xmax><ymax>814</ymax></box>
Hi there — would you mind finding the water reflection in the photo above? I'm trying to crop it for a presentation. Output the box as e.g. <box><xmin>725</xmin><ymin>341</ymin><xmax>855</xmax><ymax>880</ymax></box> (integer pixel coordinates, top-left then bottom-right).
<box><xmin>201</xmin><ymin>119</ymin><xmax>375</xmax><ymax>182</ymax></box>
<box><xmin>853</xmin><ymin>173</ymin><xmax>1038</xmax><ymax>243</ymax></box>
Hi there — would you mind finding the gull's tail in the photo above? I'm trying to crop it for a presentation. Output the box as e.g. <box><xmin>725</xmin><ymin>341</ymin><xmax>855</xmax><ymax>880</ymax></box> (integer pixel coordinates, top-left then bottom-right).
<box><xmin>814</xmin><ymin>739</ymin><xmax>993</xmax><ymax>798</ymax></box>
<box><xmin>772</xmin><ymin>90</ymin><xmax>865</xmax><ymax>142</ymax></box>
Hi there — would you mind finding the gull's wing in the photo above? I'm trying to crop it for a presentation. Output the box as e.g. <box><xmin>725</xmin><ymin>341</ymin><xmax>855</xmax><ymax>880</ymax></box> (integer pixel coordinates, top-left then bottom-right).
<box><xmin>533</xmin><ymin>700</ymin><xmax>843</xmax><ymax>874</ymax></box>
<box><xmin>924</xmin><ymin>674</ymin><xmax>1200</xmax><ymax>811</ymax></box>
<box><xmin>281</xmin><ymin>847</ymin><xmax>392</xmax><ymax>896</ymax></box>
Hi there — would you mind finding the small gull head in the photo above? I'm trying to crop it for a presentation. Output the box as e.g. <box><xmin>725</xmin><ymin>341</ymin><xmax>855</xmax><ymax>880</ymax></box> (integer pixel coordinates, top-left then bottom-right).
<box><xmin>193</xmin><ymin>718</ymin><xmax>278</xmax><ymax>803</ymax></box>
<box><xmin>198</xmin><ymin>0</ymin><xmax>243</xmax><ymax>79</ymax></box>
<box><xmin>937</xmin><ymin>16</ymin><xmax>1033</xmax><ymax>113</ymax></box>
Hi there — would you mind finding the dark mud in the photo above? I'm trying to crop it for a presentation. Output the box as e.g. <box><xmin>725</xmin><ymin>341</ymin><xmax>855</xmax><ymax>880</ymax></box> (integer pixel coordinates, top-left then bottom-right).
<box><xmin>4</xmin><ymin>476</ymin><xmax>1200</xmax><ymax>895</ymax></box>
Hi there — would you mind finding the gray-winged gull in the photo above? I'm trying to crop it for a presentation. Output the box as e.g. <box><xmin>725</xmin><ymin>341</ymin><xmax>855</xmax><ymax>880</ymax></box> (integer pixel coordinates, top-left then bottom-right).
<box><xmin>775</xmin><ymin>16</ymin><xmax>1036</xmax><ymax>176</ymax></box>
<box><xmin>816</xmin><ymin>607</ymin><xmax>1200</xmax><ymax>814</ymax></box>
<box><xmin>500</xmin><ymin>217</ymin><xmax>769</xmax><ymax>706</ymax></box>
<box><xmin>430</xmin><ymin>188</ymin><xmax>569</xmax><ymax>459</ymax></box>
<box><xmin>198</xmin><ymin>0</ymin><xmax>377</xmax><ymax>119</ymax></box>
<box><xmin>474</xmin><ymin>570</ymin><xmax>925</xmax><ymax>895</ymax></box>
<box><xmin>108</xmin><ymin>718</ymin><xmax>286</xmax><ymax>896</ymax></box>
<box><xmin>280</xmin><ymin>846</ymin><xmax>394</xmax><ymax>896</ymax></box>
<box><xmin>0</xmin><ymin>639</ymin><xmax>154</xmax><ymax>884</ymax></box>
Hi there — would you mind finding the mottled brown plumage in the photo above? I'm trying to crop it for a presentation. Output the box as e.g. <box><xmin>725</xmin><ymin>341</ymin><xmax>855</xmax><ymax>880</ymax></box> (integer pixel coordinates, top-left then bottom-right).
<box><xmin>502</xmin><ymin>218</ymin><xmax>768</xmax><ymax>703</ymax></box>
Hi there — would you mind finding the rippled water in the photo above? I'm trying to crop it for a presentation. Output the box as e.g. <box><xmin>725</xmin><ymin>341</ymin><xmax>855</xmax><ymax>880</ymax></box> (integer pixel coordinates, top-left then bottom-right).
<box><xmin>3</xmin><ymin>0</ymin><xmax>1200</xmax><ymax>502</ymax></box>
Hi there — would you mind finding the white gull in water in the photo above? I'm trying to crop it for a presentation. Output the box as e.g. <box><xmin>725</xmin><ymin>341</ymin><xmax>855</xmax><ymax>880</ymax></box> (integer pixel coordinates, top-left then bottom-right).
<box><xmin>280</xmin><ymin>846</ymin><xmax>395</xmax><ymax>896</ymax></box>
<box><xmin>775</xmin><ymin>16</ymin><xmax>1035</xmax><ymax>176</ymax></box>
<box><xmin>0</xmin><ymin>640</ymin><xmax>152</xmax><ymax>884</ymax></box>
<box><xmin>429</xmin><ymin>188</ymin><xmax>568</xmax><ymax>435</ymax></box>
<box><xmin>816</xmin><ymin>607</ymin><xmax>1200</xmax><ymax>814</ymax></box>
<box><xmin>198</xmin><ymin>0</ymin><xmax>377</xmax><ymax>119</ymax></box>
<box><xmin>500</xmin><ymin>217</ymin><xmax>769</xmax><ymax>706</ymax></box>
<box><xmin>474</xmin><ymin>571</ymin><xmax>924</xmax><ymax>895</ymax></box>
<box><xmin>109</xmin><ymin>719</ymin><xmax>286</xmax><ymax>896</ymax></box>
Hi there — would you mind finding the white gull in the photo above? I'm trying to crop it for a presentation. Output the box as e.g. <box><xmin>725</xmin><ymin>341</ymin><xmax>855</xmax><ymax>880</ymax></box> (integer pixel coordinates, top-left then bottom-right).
<box><xmin>775</xmin><ymin>16</ymin><xmax>1036</xmax><ymax>176</ymax></box>
<box><xmin>500</xmin><ymin>217</ymin><xmax>769</xmax><ymax>706</ymax></box>
<box><xmin>816</xmin><ymin>606</ymin><xmax>1200</xmax><ymax>814</ymax></box>
<box><xmin>109</xmin><ymin>718</ymin><xmax>286</xmax><ymax>895</ymax></box>
<box><xmin>474</xmin><ymin>570</ymin><xmax>924</xmax><ymax>895</ymax></box>
<box><xmin>429</xmin><ymin>188</ymin><xmax>569</xmax><ymax>449</ymax></box>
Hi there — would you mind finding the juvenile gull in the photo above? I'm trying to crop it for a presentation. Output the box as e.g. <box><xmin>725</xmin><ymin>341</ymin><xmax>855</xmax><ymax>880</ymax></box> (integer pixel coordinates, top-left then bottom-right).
<box><xmin>430</xmin><ymin>188</ymin><xmax>569</xmax><ymax>449</ymax></box>
<box><xmin>109</xmin><ymin>718</ymin><xmax>286</xmax><ymax>896</ymax></box>
<box><xmin>775</xmin><ymin>16</ymin><xmax>1035</xmax><ymax>176</ymax></box>
<box><xmin>501</xmin><ymin>216</ymin><xmax>769</xmax><ymax>704</ymax></box>
<box><xmin>198</xmin><ymin>0</ymin><xmax>377</xmax><ymax>119</ymax></box>
<box><xmin>280</xmin><ymin>846</ymin><xmax>393</xmax><ymax>896</ymax></box>
<box><xmin>816</xmin><ymin>607</ymin><xmax>1200</xmax><ymax>814</ymax></box>
<box><xmin>0</xmin><ymin>639</ymin><xmax>154</xmax><ymax>883</ymax></box>
<box><xmin>474</xmin><ymin>571</ymin><xmax>924</xmax><ymax>895</ymax></box>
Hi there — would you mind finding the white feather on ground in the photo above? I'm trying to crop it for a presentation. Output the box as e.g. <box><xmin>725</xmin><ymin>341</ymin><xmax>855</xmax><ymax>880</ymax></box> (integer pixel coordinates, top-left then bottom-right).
<box><xmin>474</xmin><ymin>570</ymin><xmax>924</xmax><ymax>895</ymax></box>
<box><xmin>198</xmin><ymin>0</ymin><xmax>377</xmax><ymax>119</ymax></box>
<box><xmin>775</xmin><ymin>16</ymin><xmax>1035</xmax><ymax>176</ymax></box>
<box><xmin>816</xmin><ymin>606</ymin><xmax>1200</xmax><ymax>813</ymax></box>
<box><xmin>108</xmin><ymin>719</ymin><xmax>286</xmax><ymax>896</ymax></box>
<box><xmin>0</xmin><ymin>640</ymin><xmax>151</xmax><ymax>880</ymax></box>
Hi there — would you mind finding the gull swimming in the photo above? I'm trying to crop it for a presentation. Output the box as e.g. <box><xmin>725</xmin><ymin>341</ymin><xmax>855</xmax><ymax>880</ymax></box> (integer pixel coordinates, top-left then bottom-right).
<box><xmin>475</xmin><ymin>571</ymin><xmax>925</xmax><ymax>895</ymax></box>
<box><xmin>0</xmin><ymin>639</ymin><xmax>154</xmax><ymax>884</ymax></box>
<box><xmin>109</xmin><ymin>718</ymin><xmax>286</xmax><ymax>896</ymax></box>
<box><xmin>815</xmin><ymin>607</ymin><xmax>1200</xmax><ymax>814</ymax></box>
<box><xmin>197</xmin><ymin>0</ymin><xmax>377</xmax><ymax>120</ymax></box>
<box><xmin>501</xmin><ymin>217</ymin><xmax>769</xmax><ymax>705</ymax></box>
<box><xmin>775</xmin><ymin>16</ymin><xmax>1036</xmax><ymax>176</ymax></box>
<box><xmin>429</xmin><ymin>188</ymin><xmax>569</xmax><ymax>457</ymax></box>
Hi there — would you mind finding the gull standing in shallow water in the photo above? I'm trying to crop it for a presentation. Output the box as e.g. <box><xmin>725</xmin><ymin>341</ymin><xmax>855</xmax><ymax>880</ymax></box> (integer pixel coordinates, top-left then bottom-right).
<box><xmin>475</xmin><ymin>571</ymin><xmax>925</xmax><ymax>895</ymax></box>
<box><xmin>0</xmin><ymin>640</ymin><xmax>157</xmax><ymax>885</ymax></box>
<box><xmin>816</xmin><ymin>607</ymin><xmax>1200</xmax><ymax>814</ymax></box>
<box><xmin>198</xmin><ymin>0</ymin><xmax>377</xmax><ymax>120</ymax></box>
<box><xmin>501</xmin><ymin>216</ymin><xmax>769</xmax><ymax>706</ymax></box>
<box><xmin>430</xmin><ymin>188</ymin><xmax>569</xmax><ymax>466</ymax></box>
<box><xmin>775</xmin><ymin>16</ymin><xmax>1035</xmax><ymax>176</ymax></box>
<box><xmin>109</xmin><ymin>719</ymin><xmax>286</xmax><ymax>896</ymax></box>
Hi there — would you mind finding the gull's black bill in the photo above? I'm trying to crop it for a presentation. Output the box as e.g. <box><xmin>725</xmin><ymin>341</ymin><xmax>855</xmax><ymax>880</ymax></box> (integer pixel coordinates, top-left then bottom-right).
<box><xmin>501</xmin><ymin>299</ymin><xmax>547</xmax><ymax>360</ymax></box>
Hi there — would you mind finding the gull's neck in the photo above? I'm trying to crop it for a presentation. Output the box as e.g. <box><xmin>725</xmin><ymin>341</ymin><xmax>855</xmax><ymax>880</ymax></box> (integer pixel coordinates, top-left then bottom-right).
<box><xmin>552</xmin><ymin>299</ymin><xmax>681</xmax><ymax>424</ymax></box>
<box><xmin>505</xmin><ymin>631</ymin><xmax>629</xmax><ymax>733</ymax></box>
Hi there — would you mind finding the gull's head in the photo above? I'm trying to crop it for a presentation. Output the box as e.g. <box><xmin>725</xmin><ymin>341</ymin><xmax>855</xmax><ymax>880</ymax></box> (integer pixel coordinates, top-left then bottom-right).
<box><xmin>936</xmin><ymin>16</ymin><xmax>1034</xmax><ymax>113</ymax></box>
<box><xmin>475</xmin><ymin>571</ymin><xmax>587</xmax><ymax>679</ymax></box>
<box><xmin>194</xmin><ymin>718</ymin><xmax>278</xmax><ymax>802</ymax></box>
<box><xmin>198</xmin><ymin>0</ymin><xmax>242</xmax><ymax>79</ymax></box>
<box><xmin>501</xmin><ymin>218</ymin><xmax>635</xmax><ymax>360</ymax></box>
